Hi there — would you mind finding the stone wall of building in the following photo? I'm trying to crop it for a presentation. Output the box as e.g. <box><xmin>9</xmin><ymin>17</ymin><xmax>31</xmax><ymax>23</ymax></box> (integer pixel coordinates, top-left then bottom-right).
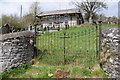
<box><xmin>0</xmin><ymin>31</ymin><xmax>35</xmax><ymax>73</ymax></box>
<box><xmin>101</xmin><ymin>27</ymin><xmax>120</xmax><ymax>78</ymax></box>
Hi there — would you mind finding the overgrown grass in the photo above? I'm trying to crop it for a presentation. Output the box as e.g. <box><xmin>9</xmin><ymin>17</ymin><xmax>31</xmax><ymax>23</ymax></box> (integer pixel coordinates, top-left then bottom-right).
<box><xmin>2</xmin><ymin>24</ymin><xmax>116</xmax><ymax>78</ymax></box>
<box><xmin>101</xmin><ymin>24</ymin><xmax>119</xmax><ymax>30</ymax></box>
<box><xmin>1</xmin><ymin>62</ymin><xmax>107</xmax><ymax>78</ymax></box>
<box><xmin>1</xmin><ymin>64</ymin><xmax>32</xmax><ymax>79</ymax></box>
<box><xmin>37</xmin><ymin>24</ymin><xmax>118</xmax><ymax>66</ymax></box>
<box><xmin>37</xmin><ymin>25</ymin><xmax>98</xmax><ymax>67</ymax></box>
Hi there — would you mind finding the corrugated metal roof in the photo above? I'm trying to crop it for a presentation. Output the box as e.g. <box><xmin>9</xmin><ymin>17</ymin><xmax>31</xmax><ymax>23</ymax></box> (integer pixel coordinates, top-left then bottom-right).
<box><xmin>37</xmin><ymin>8</ymin><xmax>81</xmax><ymax>17</ymax></box>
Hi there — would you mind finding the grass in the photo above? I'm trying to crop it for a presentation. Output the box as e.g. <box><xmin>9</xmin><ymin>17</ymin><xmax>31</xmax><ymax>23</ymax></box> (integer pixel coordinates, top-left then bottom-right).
<box><xmin>2</xmin><ymin>24</ymin><xmax>117</xmax><ymax>78</ymax></box>
<box><xmin>37</xmin><ymin>23</ymin><xmax>118</xmax><ymax>65</ymax></box>
<box><xmin>1</xmin><ymin>61</ymin><xmax>108</xmax><ymax>78</ymax></box>
<box><xmin>101</xmin><ymin>24</ymin><xmax>119</xmax><ymax>29</ymax></box>
<box><xmin>1</xmin><ymin>64</ymin><xmax>32</xmax><ymax>79</ymax></box>
<box><xmin>37</xmin><ymin>24</ymin><xmax>98</xmax><ymax>66</ymax></box>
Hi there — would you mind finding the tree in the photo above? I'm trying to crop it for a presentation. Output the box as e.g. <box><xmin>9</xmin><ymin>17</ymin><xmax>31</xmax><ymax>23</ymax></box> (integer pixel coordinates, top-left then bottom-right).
<box><xmin>72</xmin><ymin>0</ymin><xmax>108</xmax><ymax>23</ymax></box>
<box><xmin>1</xmin><ymin>15</ymin><xmax>11</xmax><ymax>26</ymax></box>
<box><xmin>9</xmin><ymin>14</ymin><xmax>22</xmax><ymax>28</ymax></box>
<box><xmin>22</xmin><ymin>13</ymin><xmax>34</xmax><ymax>27</ymax></box>
<box><xmin>1</xmin><ymin>14</ymin><xmax>23</xmax><ymax>29</ymax></box>
<box><xmin>111</xmin><ymin>16</ymin><xmax>118</xmax><ymax>24</ymax></box>
<box><xmin>99</xmin><ymin>14</ymin><xmax>107</xmax><ymax>23</ymax></box>
<box><xmin>84</xmin><ymin>12</ymin><xmax>98</xmax><ymax>22</ymax></box>
<box><xmin>29</xmin><ymin>2</ymin><xmax>42</xmax><ymax>24</ymax></box>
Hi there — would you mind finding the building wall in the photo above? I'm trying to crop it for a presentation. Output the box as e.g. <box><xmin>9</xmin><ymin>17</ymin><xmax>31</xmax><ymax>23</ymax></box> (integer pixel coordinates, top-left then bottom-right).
<box><xmin>41</xmin><ymin>14</ymin><xmax>83</xmax><ymax>28</ymax></box>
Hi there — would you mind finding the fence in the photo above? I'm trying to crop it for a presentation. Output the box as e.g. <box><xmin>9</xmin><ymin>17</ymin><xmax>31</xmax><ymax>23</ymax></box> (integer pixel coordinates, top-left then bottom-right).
<box><xmin>36</xmin><ymin>25</ymin><xmax>101</xmax><ymax>67</ymax></box>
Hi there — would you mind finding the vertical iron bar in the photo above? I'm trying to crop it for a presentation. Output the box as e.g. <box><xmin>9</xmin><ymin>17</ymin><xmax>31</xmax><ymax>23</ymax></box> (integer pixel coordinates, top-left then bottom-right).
<box><xmin>59</xmin><ymin>33</ymin><xmax>61</xmax><ymax>58</ymax></box>
<box><xmin>96</xmin><ymin>24</ymin><xmax>99</xmax><ymax>58</ymax></box>
<box><xmin>47</xmin><ymin>32</ymin><xmax>48</xmax><ymax>53</ymax></box>
<box><xmin>34</xmin><ymin>25</ymin><xmax>37</xmax><ymax>57</ymax></box>
<box><xmin>85</xmin><ymin>29</ymin><xmax>86</xmax><ymax>53</ymax></box>
<box><xmin>99</xmin><ymin>23</ymin><xmax>102</xmax><ymax>59</ymax></box>
<box><xmin>88</xmin><ymin>28</ymin><xmax>90</xmax><ymax>53</ymax></box>
<box><xmin>71</xmin><ymin>33</ymin><xmax>73</xmax><ymax>54</ymax></box>
<box><xmin>40</xmin><ymin>34</ymin><xmax>41</xmax><ymax>52</ymax></box>
<box><xmin>69</xmin><ymin>33</ymin><xmax>70</xmax><ymax>54</ymax></box>
<box><xmin>85</xmin><ymin>30</ymin><xmax>87</xmax><ymax>66</ymax></box>
<box><xmin>56</xmin><ymin>33</ymin><xmax>58</xmax><ymax>52</ymax></box>
<box><xmin>64</xmin><ymin>32</ymin><xmax>66</xmax><ymax>65</ymax></box>
<box><xmin>75</xmin><ymin>33</ymin><xmax>77</xmax><ymax>54</ymax></box>
<box><xmin>54</xmin><ymin>33</ymin><xmax>55</xmax><ymax>52</ymax></box>
<box><xmin>61</xmin><ymin>33</ymin><xmax>63</xmax><ymax>62</ymax></box>
<box><xmin>70</xmin><ymin>33</ymin><xmax>72</xmax><ymax>54</ymax></box>
<box><xmin>75</xmin><ymin>33</ymin><xmax>77</xmax><ymax>65</ymax></box>
<box><xmin>51</xmin><ymin>33</ymin><xmax>52</xmax><ymax>53</ymax></box>
<box><xmin>78</xmin><ymin>32</ymin><xmax>80</xmax><ymax>65</ymax></box>
<box><xmin>67</xmin><ymin>33</ymin><xmax>69</xmax><ymax>54</ymax></box>
<box><xmin>78</xmin><ymin>32</ymin><xmax>80</xmax><ymax>53</ymax></box>
<box><xmin>92</xmin><ymin>27</ymin><xmax>94</xmax><ymax>53</ymax></box>
<box><xmin>57</xmin><ymin>33</ymin><xmax>58</xmax><ymax>53</ymax></box>
<box><xmin>81</xmin><ymin>31</ymin><xmax>83</xmax><ymax>53</ymax></box>
<box><xmin>48</xmin><ymin>33</ymin><xmax>49</xmax><ymax>52</ymax></box>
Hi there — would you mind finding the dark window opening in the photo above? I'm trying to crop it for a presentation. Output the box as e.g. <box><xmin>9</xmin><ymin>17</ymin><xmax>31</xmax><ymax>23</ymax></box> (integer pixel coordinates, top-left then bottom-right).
<box><xmin>77</xmin><ymin>14</ymin><xmax>82</xmax><ymax>25</ymax></box>
<box><xmin>56</xmin><ymin>15</ymin><xmax>60</xmax><ymax>24</ymax></box>
<box><xmin>64</xmin><ymin>14</ymin><xmax>68</xmax><ymax>25</ymax></box>
<box><xmin>49</xmin><ymin>16</ymin><xmax>53</xmax><ymax>24</ymax></box>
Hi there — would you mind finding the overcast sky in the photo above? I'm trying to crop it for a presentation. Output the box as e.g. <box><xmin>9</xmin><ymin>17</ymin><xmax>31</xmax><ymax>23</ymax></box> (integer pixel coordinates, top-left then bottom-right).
<box><xmin>0</xmin><ymin>0</ymin><xmax>119</xmax><ymax>18</ymax></box>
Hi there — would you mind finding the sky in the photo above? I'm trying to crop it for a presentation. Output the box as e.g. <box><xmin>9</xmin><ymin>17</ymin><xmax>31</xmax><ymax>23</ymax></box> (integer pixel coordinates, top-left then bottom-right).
<box><xmin>0</xmin><ymin>0</ymin><xmax>119</xmax><ymax>18</ymax></box>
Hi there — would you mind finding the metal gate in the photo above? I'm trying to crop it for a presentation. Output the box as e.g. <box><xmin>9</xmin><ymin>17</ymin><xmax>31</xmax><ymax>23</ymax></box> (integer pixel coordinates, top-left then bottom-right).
<box><xmin>36</xmin><ymin>24</ymin><xmax>101</xmax><ymax>67</ymax></box>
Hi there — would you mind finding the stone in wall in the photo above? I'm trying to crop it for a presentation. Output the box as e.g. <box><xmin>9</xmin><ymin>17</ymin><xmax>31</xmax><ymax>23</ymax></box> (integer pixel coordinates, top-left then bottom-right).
<box><xmin>101</xmin><ymin>27</ymin><xmax>120</xmax><ymax>78</ymax></box>
<box><xmin>0</xmin><ymin>31</ymin><xmax>35</xmax><ymax>73</ymax></box>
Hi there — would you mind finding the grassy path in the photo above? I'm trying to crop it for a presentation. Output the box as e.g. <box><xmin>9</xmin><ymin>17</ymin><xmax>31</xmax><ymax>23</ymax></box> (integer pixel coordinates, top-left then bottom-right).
<box><xmin>3</xmin><ymin>61</ymin><xmax>107</xmax><ymax>78</ymax></box>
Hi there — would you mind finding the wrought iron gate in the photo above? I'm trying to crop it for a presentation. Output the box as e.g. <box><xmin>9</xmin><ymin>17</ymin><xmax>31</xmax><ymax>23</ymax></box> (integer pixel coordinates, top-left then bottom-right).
<box><xmin>36</xmin><ymin>25</ymin><xmax>101</xmax><ymax>66</ymax></box>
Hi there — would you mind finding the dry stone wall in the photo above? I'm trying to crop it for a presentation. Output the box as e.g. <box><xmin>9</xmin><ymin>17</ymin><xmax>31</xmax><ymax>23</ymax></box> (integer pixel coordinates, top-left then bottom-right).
<box><xmin>0</xmin><ymin>31</ymin><xmax>35</xmax><ymax>73</ymax></box>
<box><xmin>101</xmin><ymin>27</ymin><xmax>120</xmax><ymax>78</ymax></box>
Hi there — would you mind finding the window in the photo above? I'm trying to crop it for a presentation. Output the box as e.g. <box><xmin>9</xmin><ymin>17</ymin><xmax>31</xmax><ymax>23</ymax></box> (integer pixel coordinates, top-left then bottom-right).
<box><xmin>64</xmin><ymin>14</ymin><xmax>68</xmax><ymax>25</ymax></box>
<box><xmin>76</xmin><ymin>14</ymin><xmax>81</xmax><ymax>25</ymax></box>
<box><xmin>56</xmin><ymin>15</ymin><xmax>60</xmax><ymax>24</ymax></box>
<box><xmin>49</xmin><ymin>16</ymin><xmax>53</xmax><ymax>24</ymax></box>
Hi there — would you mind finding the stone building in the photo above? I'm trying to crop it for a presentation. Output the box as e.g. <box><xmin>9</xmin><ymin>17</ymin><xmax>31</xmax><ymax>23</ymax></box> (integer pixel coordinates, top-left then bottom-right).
<box><xmin>37</xmin><ymin>8</ymin><xmax>84</xmax><ymax>29</ymax></box>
